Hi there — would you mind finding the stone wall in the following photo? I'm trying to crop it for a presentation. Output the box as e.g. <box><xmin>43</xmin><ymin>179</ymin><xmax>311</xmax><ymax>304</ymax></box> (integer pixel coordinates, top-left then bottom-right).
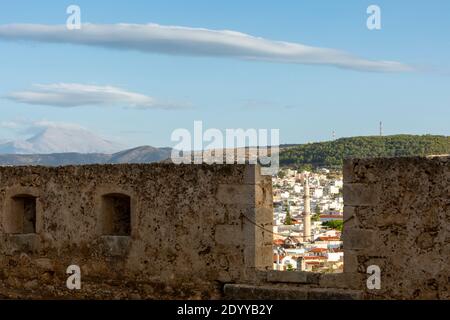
<box><xmin>225</xmin><ymin>156</ymin><xmax>449</xmax><ymax>300</ymax></box>
<box><xmin>0</xmin><ymin>164</ymin><xmax>273</xmax><ymax>299</ymax></box>
<box><xmin>1</xmin><ymin>156</ymin><xmax>448</xmax><ymax>300</ymax></box>
<box><xmin>343</xmin><ymin>156</ymin><xmax>449</xmax><ymax>299</ymax></box>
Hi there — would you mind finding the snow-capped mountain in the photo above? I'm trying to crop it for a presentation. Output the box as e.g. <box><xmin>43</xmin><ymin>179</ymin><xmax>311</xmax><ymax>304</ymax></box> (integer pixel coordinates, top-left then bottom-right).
<box><xmin>0</xmin><ymin>126</ymin><xmax>124</xmax><ymax>154</ymax></box>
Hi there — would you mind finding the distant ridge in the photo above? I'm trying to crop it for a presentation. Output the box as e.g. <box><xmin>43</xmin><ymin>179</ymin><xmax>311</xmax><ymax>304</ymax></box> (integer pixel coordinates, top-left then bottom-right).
<box><xmin>0</xmin><ymin>135</ymin><xmax>448</xmax><ymax>168</ymax></box>
<box><xmin>0</xmin><ymin>146</ymin><xmax>172</xmax><ymax>166</ymax></box>
<box><xmin>279</xmin><ymin>134</ymin><xmax>450</xmax><ymax>168</ymax></box>
<box><xmin>109</xmin><ymin>146</ymin><xmax>172</xmax><ymax>164</ymax></box>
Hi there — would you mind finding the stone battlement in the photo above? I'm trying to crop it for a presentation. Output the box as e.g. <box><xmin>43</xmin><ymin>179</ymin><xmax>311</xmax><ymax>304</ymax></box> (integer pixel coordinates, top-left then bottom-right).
<box><xmin>342</xmin><ymin>156</ymin><xmax>449</xmax><ymax>299</ymax></box>
<box><xmin>0</xmin><ymin>156</ymin><xmax>448</xmax><ymax>299</ymax></box>
<box><xmin>0</xmin><ymin>164</ymin><xmax>272</xmax><ymax>299</ymax></box>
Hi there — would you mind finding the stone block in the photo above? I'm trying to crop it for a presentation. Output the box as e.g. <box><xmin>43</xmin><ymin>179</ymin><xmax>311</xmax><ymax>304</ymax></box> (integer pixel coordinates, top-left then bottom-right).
<box><xmin>255</xmin><ymin>207</ymin><xmax>273</xmax><ymax>226</ymax></box>
<box><xmin>342</xmin><ymin>228</ymin><xmax>375</xmax><ymax>251</ymax></box>
<box><xmin>255</xmin><ymin>183</ymin><xmax>272</xmax><ymax>208</ymax></box>
<box><xmin>7</xmin><ymin>234</ymin><xmax>40</xmax><ymax>254</ymax></box>
<box><xmin>217</xmin><ymin>184</ymin><xmax>255</xmax><ymax>205</ymax></box>
<box><xmin>343</xmin><ymin>183</ymin><xmax>381</xmax><ymax>206</ymax></box>
<box><xmin>343</xmin><ymin>205</ymin><xmax>355</xmax><ymax>221</ymax></box>
<box><xmin>243</xmin><ymin>165</ymin><xmax>261</xmax><ymax>185</ymax></box>
<box><xmin>254</xmin><ymin>245</ymin><xmax>273</xmax><ymax>269</ymax></box>
<box><xmin>343</xmin><ymin>206</ymin><xmax>360</xmax><ymax>229</ymax></box>
<box><xmin>99</xmin><ymin>235</ymin><xmax>131</xmax><ymax>257</ymax></box>
<box><xmin>33</xmin><ymin>258</ymin><xmax>54</xmax><ymax>271</ymax></box>
<box><xmin>224</xmin><ymin>284</ymin><xmax>362</xmax><ymax>300</ymax></box>
<box><xmin>344</xmin><ymin>250</ymin><xmax>359</xmax><ymax>273</ymax></box>
<box><xmin>343</xmin><ymin>159</ymin><xmax>356</xmax><ymax>183</ymax></box>
<box><xmin>266</xmin><ymin>270</ymin><xmax>320</xmax><ymax>284</ymax></box>
<box><xmin>223</xmin><ymin>284</ymin><xmax>308</xmax><ymax>300</ymax></box>
<box><xmin>214</xmin><ymin>225</ymin><xmax>243</xmax><ymax>246</ymax></box>
<box><xmin>320</xmin><ymin>273</ymin><xmax>364</xmax><ymax>290</ymax></box>
<box><xmin>307</xmin><ymin>288</ymin><xmax>363</xmax><ymax>300</ymax></box>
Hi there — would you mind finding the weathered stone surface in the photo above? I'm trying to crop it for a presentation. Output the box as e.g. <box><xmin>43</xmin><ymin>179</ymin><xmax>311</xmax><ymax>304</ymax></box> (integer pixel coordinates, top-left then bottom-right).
<box><xmin>343</xmin><ymin>183</ymin><xmax>381</xmax><ymax>206</ymax></box>
<box><xmin>343</xmin><ymin>250</ymin><xmax>359</xmax><ymax>274</ymax></box>
<box><xmin>342</xmin><ymin>228</ymin><xmax>375</xmax><ymax>251</ymax></box>
<box><xmin>0</xmin><ymin>156</ymin><xmax>448</xmax><ymax>300</ymax></box>
<box><xmin>266</xmin><ymin>271</ymin><xmax>320</xmax><ymax>285</ymax></box>
<box><xmin>217</xmin><ymin>184</ymin><xmax>256</xmax><ymax>205</ymax></box>
<box><xmin>319</xmin><ymin>273</ymin><xmax>364</xmax><ymax>290</ymax></box>
<box><xmin>343</xmin><ymin>159</ymin><xmax>356</xmax><ymax>183</ymax></box>
<box><xmin>224</xmin><ymin>284</ymin><xmax>362</xmax><ymax>300</ymax></box>
<box><xmin>0</xmin><ymin>163</ymin><xmax>272</xmax><ymax>299</ymax></box>
<box><xmin>343</xmin><ymin>156</ymin><xmax>450</xmax><ymax>300</ymax></box>
<box><xmin>99</xmin><ymin>235</ymin><xmax>131</xmax><ymax>257</ymax></box>
<box><xmin>215</xmin><ymin>225</ymin><xmax>244</xmax><ymax>245</ymax></box>
<box><xmin>33</xmin><ymin>258</ymin><xmax>54</xmax><ymax>271</ymax></box>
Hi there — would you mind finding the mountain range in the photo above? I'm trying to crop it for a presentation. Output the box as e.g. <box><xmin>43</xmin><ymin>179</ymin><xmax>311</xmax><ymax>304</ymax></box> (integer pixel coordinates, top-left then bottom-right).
<box><xmin>0</xmin><ymin>126</ymin><xmax>172</xmax><ymax>166</ymax></box>
<box><xmin>0</xmin><ymin>146</ymin><xmax>173</xmax><ymax>166</ymax></box>
<box><xmin>0</xmin><ymin>130</ymin><xmax>448</xmax><ymax>167</ymax></box>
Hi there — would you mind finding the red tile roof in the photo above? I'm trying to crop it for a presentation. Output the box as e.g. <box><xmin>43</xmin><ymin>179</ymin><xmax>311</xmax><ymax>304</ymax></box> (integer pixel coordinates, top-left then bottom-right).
<box><xmin>304</xmin><ymin>256</ymin><xmax>327</xmax><ymax>260</ymax></box>
<box><xmin>318</xmin><ymin>236</ymin><xmax>341</xmax><ymax>241</ymax></box>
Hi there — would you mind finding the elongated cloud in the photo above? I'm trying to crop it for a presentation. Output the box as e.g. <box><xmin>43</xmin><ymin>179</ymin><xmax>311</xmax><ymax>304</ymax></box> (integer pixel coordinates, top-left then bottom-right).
<box><xmin>0</xmin><ymin>23</ymin><xmax>412</xmax><ymax>73</ymax></box>
<box><xmin>4</xmin><ymin>83</ymin><xmax>183</xmax><ymax>109</ymax></box>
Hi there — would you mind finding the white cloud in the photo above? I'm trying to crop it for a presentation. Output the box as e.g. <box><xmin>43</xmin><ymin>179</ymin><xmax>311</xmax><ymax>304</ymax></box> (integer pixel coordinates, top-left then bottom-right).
<box><xmin>4</xmin><ymin>83</ymin><xmax>184</xmax><ymax>109</ymax></box>
<box><xmin>0</xmin><ymin>23</ymin><xmax>413</xmax><ymax>73</ymax></box>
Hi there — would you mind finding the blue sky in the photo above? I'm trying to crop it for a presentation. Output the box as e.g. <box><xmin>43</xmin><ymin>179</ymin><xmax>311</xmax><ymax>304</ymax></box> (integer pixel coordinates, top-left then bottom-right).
<box><xmin>0</xmin><ymin>0</ymin><xmax>449</xmax><ymax>148</ymax></box>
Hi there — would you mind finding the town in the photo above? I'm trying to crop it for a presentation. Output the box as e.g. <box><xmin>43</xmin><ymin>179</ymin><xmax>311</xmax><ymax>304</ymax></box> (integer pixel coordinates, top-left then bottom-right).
<box><xmin>272</xmin><ymin>168</ymin><xmax>344</xmax><ymax>273</ymax></box>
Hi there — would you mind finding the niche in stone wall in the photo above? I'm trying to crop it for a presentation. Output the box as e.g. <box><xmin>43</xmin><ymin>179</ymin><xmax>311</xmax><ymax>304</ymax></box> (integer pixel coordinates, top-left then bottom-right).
<box><xmin>101</xmin><ymin>193</ymin><xmax>131</xmax><ymax>236</ymax></box>
<box><xmin>5</xmin><ymin>195</ymin><xmax>37</xmax><ymax>234</ymax></box>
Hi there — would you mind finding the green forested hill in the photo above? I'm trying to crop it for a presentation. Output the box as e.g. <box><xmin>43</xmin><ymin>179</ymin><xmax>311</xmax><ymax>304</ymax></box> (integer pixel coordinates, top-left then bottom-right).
<box><xmin>280</xmin><ymin>135</ymin><xmax>450</xmax><ymax>168</ymax></box>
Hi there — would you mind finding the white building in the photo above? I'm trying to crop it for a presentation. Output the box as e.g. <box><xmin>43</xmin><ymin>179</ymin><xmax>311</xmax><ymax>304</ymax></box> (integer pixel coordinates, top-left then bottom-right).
<box><xmin>314</xmin><ymin>187</ymin><xmax>324</xmax><ymax>198</ymax></box>
<box><xmin>329</xmin><ymin>185</ymin><xmax>340</xmax><ymax>195</ymax></box>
